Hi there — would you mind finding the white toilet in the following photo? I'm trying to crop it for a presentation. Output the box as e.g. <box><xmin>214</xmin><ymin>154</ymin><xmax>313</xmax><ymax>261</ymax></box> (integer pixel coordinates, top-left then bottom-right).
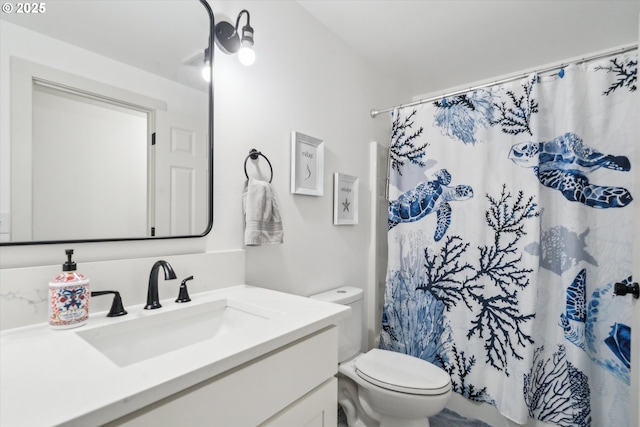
<box><xmin>311</xmin><ymin>286</ymin><xmax>452</xmax><ymax>427</ymax></box>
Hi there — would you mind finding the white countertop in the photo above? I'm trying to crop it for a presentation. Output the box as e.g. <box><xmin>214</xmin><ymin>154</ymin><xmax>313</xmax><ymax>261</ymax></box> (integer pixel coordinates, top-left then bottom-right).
<box><xmin>0</xmin><ymin>285</ymin><xmax>350</xmax><ymax>427</ymax></box>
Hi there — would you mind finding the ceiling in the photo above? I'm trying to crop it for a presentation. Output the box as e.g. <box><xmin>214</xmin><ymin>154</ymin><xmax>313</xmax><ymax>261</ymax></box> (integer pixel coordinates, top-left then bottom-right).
<box><xmin>2</xmin><ymin>1</ymin><xmax>637</xmax><ymax>98</ymax></box>
<box><xmin>297</xmin><ymin>1</ymin><xmax>640</xmax><ymax>96</ymax></box>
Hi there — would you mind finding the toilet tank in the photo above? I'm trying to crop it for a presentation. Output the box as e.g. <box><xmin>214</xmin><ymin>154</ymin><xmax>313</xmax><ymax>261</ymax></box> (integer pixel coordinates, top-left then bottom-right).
<box><xmin>310</xmin><ymin>286</ymin><xmax>363</xmax><ymax>363</ymax></box>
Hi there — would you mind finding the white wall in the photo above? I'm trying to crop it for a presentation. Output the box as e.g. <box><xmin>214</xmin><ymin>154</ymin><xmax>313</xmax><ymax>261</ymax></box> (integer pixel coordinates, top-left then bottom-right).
<box><xmin>0</xmin><ymin>1</ymin><xmax>409</xmax><ymax>331</ymax></box>
<box><xmin>210</xmin><ymin>1</ymin><xmax>409</xmax><ymax>352</ymax></box>
<box><xmin>210</xmin><ymin>1</ymin><xmax>405</xmax><ymax>298</ymax></box>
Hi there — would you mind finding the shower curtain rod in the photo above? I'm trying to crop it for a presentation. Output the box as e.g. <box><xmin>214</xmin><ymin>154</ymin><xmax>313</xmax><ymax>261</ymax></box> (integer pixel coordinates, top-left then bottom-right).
<box><xmin>370</xmin><ymin>44</ymin><xmax>638</xmax><ymax>118</ymax></box>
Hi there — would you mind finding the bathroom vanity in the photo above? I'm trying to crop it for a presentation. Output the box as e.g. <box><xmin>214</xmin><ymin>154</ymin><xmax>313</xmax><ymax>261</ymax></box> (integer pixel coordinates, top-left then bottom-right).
<box><xmin>0</xmin><ymin>285</ymin><xmax>349</xmax><ymax>426</ymax></box>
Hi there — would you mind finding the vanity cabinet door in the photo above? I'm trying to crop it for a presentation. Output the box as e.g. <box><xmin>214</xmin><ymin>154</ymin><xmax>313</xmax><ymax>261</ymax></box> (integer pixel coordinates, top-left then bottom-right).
<box><xmin>105</xmin><ymin>327</ymin><xmax>338</xmax><ymax>426</ymax></box>
<box><xmin>259</xmin><ymin>377</ymin><xmax>337</xmax><ymax>427</ymax></box>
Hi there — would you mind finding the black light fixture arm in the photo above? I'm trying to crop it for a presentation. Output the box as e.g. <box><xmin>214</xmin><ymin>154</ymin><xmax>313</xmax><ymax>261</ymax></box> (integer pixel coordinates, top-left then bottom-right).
<box><xmin>236</xmin><ymin>10</ymin><xmax>254</xmax><ymax>47</ymax></box>
<box><xmin>235</xmin><ymin>9</ymin><xmax>250</xmax><ymax>31</ymax></box>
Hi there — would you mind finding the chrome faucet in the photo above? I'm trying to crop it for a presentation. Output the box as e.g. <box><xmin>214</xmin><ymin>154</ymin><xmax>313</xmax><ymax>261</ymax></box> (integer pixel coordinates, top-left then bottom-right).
<box><xmin>144</xmin><ymin>260</ymin><xmax>177</xmax><ymax>309</ymax></box>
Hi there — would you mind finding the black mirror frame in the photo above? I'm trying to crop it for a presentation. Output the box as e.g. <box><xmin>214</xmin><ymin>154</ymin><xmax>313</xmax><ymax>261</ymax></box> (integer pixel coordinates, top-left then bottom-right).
<box><xmin>1</xmin><ymin>0</ymin><xmax>215</xmax><ymax>246</ymax></box>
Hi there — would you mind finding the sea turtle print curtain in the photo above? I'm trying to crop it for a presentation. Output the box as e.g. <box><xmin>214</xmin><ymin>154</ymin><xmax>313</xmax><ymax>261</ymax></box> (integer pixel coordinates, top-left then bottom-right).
<box><xmin>380</xmin><ymin>50</ymin><xmax>637</xmax><ymax>426</ymax></box>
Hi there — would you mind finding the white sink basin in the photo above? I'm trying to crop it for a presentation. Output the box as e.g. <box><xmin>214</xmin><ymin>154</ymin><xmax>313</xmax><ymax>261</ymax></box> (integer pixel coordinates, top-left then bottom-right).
<box><xmin>77</xmin><ymin>299</ymin><xmax>280</xmax><ymax>367</ymax></box>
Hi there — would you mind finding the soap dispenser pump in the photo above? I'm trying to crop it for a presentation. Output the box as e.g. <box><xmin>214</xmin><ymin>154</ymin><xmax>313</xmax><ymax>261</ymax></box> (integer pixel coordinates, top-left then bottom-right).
<box><xmin>48</xmin><ymin>249</ymin><xmax>90</xmax><ymax>329</ymax></box>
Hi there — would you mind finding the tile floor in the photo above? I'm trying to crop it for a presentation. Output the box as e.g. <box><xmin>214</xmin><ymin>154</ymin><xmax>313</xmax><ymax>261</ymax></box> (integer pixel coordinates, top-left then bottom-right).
<box><xmin>338</xmin><ymin>406</ymin><xmax>494</xmax><ymax>427</ymax></box>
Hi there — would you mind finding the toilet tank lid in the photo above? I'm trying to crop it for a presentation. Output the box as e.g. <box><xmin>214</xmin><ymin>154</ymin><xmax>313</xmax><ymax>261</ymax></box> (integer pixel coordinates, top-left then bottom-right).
<box><xmin>310</xmin><ymin>286</ymin><xmax>363</xmax><ymax>304</ymax></box>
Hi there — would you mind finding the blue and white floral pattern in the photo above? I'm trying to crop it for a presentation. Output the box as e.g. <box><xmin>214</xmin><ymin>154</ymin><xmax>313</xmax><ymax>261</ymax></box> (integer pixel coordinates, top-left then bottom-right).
<box><xmin>381</xmin><ymin>52</ymin><xmax>636</xmax><ymax>427</ymax></box>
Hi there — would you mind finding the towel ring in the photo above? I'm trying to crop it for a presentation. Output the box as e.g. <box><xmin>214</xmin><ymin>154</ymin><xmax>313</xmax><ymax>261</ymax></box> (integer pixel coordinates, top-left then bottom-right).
<box><xmin>244</xmin><ymin>149</ymin><xmax>273</xmax><ymax>183</ymax></box>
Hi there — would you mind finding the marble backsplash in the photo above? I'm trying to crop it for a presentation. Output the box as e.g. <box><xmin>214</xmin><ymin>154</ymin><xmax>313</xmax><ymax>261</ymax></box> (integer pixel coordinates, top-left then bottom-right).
<box><xmin>0</xmin><ymin>250</ymin><xmax>245</xmax><ymax>330</ymax></box>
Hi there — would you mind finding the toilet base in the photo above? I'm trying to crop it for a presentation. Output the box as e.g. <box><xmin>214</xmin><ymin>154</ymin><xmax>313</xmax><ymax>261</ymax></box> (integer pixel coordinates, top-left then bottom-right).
<box><xmin>338</xmin><ymin>372</ymin><xmax>378</xmax><ymax>427</ymax></box>
<box><xmin>340</xmin><ymin>399</ymin><xmax>432</xmax><ymax>427</ymax></box>
<box><xmin>337</xmin><ymin>352</ymin><xmax>451</xmax><ymax>427</ymax></box>
<box><xmin>338</xmin><ymin>373</ymin><xmax>442</xmax><ymax>427</ymax></box>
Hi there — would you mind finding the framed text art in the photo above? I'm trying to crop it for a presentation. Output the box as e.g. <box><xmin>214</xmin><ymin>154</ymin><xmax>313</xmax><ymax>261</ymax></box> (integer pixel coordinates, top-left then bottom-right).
<box><xmin>290</xmin><ymin>131</ymin><xmax>324</xmax><ymax>196</ymax></box>
<box><xmin>333</xmin><ymin>173</ymin><xmax>358</xmax><ymax>225</ymax></box>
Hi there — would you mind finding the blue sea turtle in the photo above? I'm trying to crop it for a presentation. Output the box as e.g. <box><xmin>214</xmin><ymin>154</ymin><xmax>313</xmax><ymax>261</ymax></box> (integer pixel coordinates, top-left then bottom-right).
<box><xmin>560</xmin><ymin>269</ymin><xmax>631</xmax><ymax>383</ymax></box>
<box><xmin>560</xmin><ymin>269</ymin><xmax>588</xmax><ymax>350</ymax></box>
<box><xmin>509</xmin><ymin>132</ymin><xmax>632</xmax><ymax>208</ymax></box>
<box><xmin>388</xmin><ymin>169</ymin><xmax>473</xmax><ymax>241</ymax></box>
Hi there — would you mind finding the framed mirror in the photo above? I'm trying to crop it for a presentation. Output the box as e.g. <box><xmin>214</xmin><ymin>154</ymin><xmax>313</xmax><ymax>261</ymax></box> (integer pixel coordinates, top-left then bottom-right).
<box><xmin>0</xmin><ymin>0</ymin><xmax>214</xmax><ymax>245</ymax></box>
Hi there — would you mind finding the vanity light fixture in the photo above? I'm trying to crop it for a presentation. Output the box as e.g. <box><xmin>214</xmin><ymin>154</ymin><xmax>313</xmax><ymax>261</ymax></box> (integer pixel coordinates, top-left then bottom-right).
<box><xmin>214</xmin><ymin>9</ymin><xmax>255</xmax><ymax>66</ymax></box>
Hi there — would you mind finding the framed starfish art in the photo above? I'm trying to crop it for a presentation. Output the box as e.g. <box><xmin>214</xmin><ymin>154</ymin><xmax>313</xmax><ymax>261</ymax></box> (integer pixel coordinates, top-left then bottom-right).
<box><xmin>333</xmin><ymin>173</ymin><xmax>358</xmax><ymax>225</ymax></box>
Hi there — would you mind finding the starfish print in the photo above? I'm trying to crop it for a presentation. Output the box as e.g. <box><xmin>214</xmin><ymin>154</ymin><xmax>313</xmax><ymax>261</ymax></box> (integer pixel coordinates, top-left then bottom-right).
<box><xmin>342</xmin><ymin>198</ymin><xmax>350</xmax><ymax>212</ymax></box>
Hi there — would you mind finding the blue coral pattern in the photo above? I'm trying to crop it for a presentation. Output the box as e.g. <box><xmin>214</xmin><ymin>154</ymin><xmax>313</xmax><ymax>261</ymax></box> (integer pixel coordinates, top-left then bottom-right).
<box><xmin>381</xmin><ymin>52</ymin><xmax>636</xmax><ymax>427</ymax></box>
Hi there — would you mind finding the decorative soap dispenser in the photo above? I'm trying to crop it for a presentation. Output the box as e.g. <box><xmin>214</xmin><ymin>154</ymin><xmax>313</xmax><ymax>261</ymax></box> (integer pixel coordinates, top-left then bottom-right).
<box><xmin>48</xmin><ymin>249</ymin><xmax>90</xmax><ymax>329</ymax></box>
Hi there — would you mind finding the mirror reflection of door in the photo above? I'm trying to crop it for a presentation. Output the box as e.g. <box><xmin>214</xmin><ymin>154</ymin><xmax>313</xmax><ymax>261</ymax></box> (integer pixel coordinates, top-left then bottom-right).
<box><xmin>31</xmin><ymin>82</ymin><xmax>149</xmax><ymax>241</ymax></box>
<box><xmin>153</xmin><ymin>111</ymin><xmax>208</xmax><ymax>237</ymax></box>
<box><xmin>7</xmin><ymin>57</ymin><xmax>212</xmax><ymax>242</ymax></box>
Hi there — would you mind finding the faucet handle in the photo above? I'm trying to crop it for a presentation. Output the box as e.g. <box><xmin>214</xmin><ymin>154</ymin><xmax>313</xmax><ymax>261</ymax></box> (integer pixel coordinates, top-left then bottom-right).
<box><xmin>176</xmin><ymin>276</ymin><xmax>193</xmax><ymax>303</ymax></box>
<box><xmin>91</xmin><ymin>291</ymin><xmax>128</xmax><ymax>317</ymax></box>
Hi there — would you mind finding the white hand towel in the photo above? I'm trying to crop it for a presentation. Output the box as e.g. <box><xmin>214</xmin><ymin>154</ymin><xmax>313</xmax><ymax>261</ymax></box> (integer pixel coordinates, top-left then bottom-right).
<box><xmin>243</xmin><ymin>178</ymin><xmax>284</xmax><ymax>246</ymax></box>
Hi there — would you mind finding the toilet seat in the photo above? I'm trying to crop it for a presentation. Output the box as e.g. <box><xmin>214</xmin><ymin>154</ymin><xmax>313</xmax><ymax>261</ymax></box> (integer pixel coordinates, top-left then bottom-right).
<box><xmin>355</xmin><ymin>349</ymin><xmax>451</xmax><ymax>396</ymax></box>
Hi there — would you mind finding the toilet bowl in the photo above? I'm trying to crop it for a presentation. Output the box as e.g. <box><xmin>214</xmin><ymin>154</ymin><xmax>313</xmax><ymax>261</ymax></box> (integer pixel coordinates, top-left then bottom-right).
<box><xmin>310</xmin><ymin>287</ymin><xmax>452</xmax><ymax>427</ymax></box>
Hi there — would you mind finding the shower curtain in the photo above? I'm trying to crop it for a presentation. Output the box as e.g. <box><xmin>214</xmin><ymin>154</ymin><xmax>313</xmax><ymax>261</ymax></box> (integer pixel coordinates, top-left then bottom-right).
<box><xmin>380</xmin><ymin>50</ymin><xmax>637</xmax><ymax>427</ymax></box>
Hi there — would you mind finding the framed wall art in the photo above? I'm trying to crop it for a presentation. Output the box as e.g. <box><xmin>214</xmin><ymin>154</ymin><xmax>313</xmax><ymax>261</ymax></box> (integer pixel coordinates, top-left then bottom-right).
<box><xmin>333</xmin><ymin>173</ymin><xmax>358</xmax><ymax>225</ymax></box>
<box><xmin>290</xmin><ymin>131</ymin><xmax>324</xmax><ymax>196</ymax></box>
